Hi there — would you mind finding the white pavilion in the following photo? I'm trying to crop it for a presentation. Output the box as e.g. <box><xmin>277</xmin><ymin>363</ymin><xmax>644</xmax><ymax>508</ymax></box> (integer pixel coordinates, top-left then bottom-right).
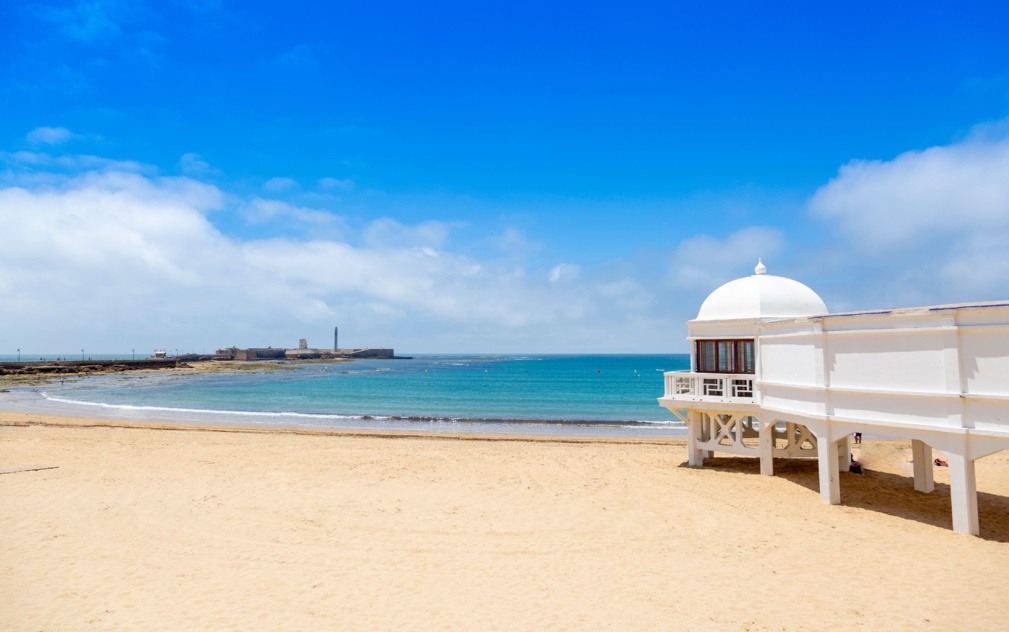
<box><xmin>658</xmin><ymin>260</ymin><xmax>1009</xmax><ymax>535</ymax></box>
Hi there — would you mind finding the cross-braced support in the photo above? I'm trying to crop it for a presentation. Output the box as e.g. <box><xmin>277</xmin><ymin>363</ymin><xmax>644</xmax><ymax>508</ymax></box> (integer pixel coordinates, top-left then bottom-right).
<box><xmin>690</xmin><ymin>412</ymin><xmax>761</xmax><ymax>458</ymax></box>
<box><xmin>685</xmin><ymin>412</ymin><xmax>834</xmax><ymax>474</ymax></box>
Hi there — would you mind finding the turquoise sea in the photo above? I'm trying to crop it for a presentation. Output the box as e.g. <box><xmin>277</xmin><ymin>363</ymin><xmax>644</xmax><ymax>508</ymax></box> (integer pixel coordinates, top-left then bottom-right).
<box><xmin>3</xmin><ymin>354</ymin><xmax>690</xmax><ymax>437</ymax></box>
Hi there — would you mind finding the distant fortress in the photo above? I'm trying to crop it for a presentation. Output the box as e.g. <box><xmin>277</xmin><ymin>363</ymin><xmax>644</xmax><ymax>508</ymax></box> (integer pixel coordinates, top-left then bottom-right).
<box><xmin>216</xmin><ymin>327</ymin><xmax>404</xmax><ymax>361</ymax></box>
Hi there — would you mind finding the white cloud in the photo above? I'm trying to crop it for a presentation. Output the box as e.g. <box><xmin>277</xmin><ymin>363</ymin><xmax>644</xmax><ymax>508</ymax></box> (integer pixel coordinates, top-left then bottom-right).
<box><xmin>493</xmin><ymin>227</ymin><xmax>543</xmax><ymax>256</ymax></box>
<box><xmin>668</xmin><ymin>226</ymin><xmax>784</xmax><ymax>290</ymax></box>
<box><xmin>241</xmin><ymin>198</ymin><xmax>347</xmax><ymax>238</ymax></box>
<box><xmin>0</xmin><ymin>164</ymin><xmax>678</xmax><ymax>353</ymax></box>
<box><xmin>936</xmin><ymin>232</ymin><xmax>1009</xmax><ymax>296</ymax></box>
<box><xmin>179</xmin><ymin>152</ymin><xmax>218</xmax><ymax>176</ymax></box>
<box><xmin>362</xmin><ymin>218</ymin><xmax>455</xmax><ymax>251</ymax></box>
<box><xmin>809</xmin><ymin>136</ymin><xmax>1009</xmax><ymax>249</ymax></box>
<box><xmin>262</xmin><ymin>177</ymin><xmax>299</xmax><ymax>193</ymax></box>
<box><xmin>807</xmin><ymin>128</ymin><xmax>1009</xmax><ymax>307</ymax></box>
<box><xmin>27</xmin><ymin>126</ymin><xmax>75</xmax><ymax>145</ymax></box>
<box><xmin>318</xmin><ymin>177</ymin><xmax>353</xmax><ymax>191</ymax></box>
<box><xmin>2</xmin><ymin>150</ymin><xmax>152</xmax><ymax>174</ymax></box>
<box><xmin>549</xmin><ymin>263</ymin><xmax>580</xmax><ymax>283</ymax></box>
<box><xmin>596</xmin><ymin>278</ymin><xmax>652</xmax><ymax>310</ymax></box>
<box><xmin>10</xmin><ymin>127</ymin><xmax>1008</xmax><ymax>355</ymax></box>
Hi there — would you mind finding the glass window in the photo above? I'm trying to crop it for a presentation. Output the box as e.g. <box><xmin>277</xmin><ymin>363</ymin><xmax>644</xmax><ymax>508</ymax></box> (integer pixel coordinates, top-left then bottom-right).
<box><xmin>717</xmin><ymin>341</ymin><xmax>732</xmax><ymax>372</ymax></box>
<box><xmin>696</xmin><ymin>340</ymin><xmax>716</xmax><ymax>372</ymax></box>
<box><xmin>694</xmin><ymin>339</ymin><xmax>755</xmax><ymax>374</ymax></box>
<box><xmin>733</xmin><ymin>340</ymin><xmax>755</xmax><ymax>373</ymax></box>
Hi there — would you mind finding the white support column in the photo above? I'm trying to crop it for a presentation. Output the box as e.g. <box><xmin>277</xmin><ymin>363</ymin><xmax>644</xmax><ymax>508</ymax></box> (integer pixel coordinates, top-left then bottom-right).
<box><xmin>759</xmin><ymin>418</ymin><xmax>774</xmax><ymax>476</ymax></box>
<box><xmin>687</xmin><ymin>412</ymin><xmax>703</xmax><ymax>467</ymax></box>
<box><xmin>911</xmin><ymin>439</ymin><xmax>934</xmax><ymax>493</ymax></box>
<box><xmin>837</xmin><ymin>435</ymin><xmax>851</xmax><ymax>472</ymax></box>
<box><xmin>948</xmin><ymin>453</ymin><xmax>979</xmax><ymax>536</ymax></box>
<box><xmin>817</xmin><ymin>434</ymin><xmax>840</xmax><ymax>505</ymax></box>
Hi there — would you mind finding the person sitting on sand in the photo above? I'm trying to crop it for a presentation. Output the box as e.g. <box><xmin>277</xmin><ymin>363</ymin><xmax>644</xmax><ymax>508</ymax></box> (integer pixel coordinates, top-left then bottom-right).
<box><xmin>849</xmin><ymin>455</ymin><xmax>862</xmax><ymax>474</ymax></box>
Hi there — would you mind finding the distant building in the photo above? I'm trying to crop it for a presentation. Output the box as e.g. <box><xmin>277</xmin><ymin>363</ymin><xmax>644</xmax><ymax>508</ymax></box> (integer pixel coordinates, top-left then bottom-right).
<box><xmin>216</xmin><ymin>336</ymin><xmax>396</xmax><ymax>361</ymax></box>
<box><xmin>215</xmin><ymin>347</ymin><xmax>286</xmax><ymax>361</ymax></box>
<box><xmin>285</xmin><ymin>340</ymin><xmax>394</xmax><ymax>360</ymax></box>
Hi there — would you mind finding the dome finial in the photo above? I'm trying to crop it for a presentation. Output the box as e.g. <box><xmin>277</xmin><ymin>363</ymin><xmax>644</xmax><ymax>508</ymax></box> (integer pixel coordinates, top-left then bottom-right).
<box><xmin>755</xmin><ymin>258</ymin><xmax>767</xmax><ymax>275</ymax></box>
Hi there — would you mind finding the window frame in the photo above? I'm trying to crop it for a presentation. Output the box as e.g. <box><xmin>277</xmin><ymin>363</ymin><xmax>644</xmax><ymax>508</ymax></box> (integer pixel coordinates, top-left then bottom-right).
<box><xmin>694</xmin><ymin>339</ymin><xmax>755</xmax><ymax>374</ymax></box>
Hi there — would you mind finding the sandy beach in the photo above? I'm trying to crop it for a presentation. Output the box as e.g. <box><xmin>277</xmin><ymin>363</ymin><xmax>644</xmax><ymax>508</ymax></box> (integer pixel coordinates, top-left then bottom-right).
<box><xmin>4</xmin><ymin>413</ymin><xmax>1009</xmax><ymax>630</ymax></box>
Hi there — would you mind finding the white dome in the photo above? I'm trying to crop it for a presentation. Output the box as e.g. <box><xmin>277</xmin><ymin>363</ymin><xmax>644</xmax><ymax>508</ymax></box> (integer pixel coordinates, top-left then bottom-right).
<box><xmin>695</xmin><ymin>261</ymin><xmax>827</xmax><ymax>322</ymax></box>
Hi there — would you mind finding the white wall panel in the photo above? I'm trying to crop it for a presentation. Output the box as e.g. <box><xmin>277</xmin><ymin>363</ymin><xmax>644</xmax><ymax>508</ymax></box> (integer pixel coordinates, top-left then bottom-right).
<box><xmin>829</xmin><ymin>391</ymin><xmax>957</xmax><ymax>427</ymax></box>
<box><xmin>761</xmin><ymin>340</ymin><xmax>821</xmax><ymax>387</ymax></box>
<box><xmin>826</xmin><ymin>332</ymin><xmax>947</xmax><ymax>393</ymax></box>
<box><xmin>761</xmin><ymin>386</ymin><xmax>824</xmax><ymax>416</ymax></box>
<box><xmin>966</xmin><ymin>399</ymin><xmax>1009</xmax><ymax>433</ymax></box>
<box><xmin>960</xmin><ymin>330</ymin><xmax>1009</xmax><ymax>396</ymax></box>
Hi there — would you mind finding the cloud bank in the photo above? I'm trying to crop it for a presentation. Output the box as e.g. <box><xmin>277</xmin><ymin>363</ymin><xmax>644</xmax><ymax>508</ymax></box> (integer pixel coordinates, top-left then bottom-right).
<box><xmin>808</xmin><ymin>128</ymin><xmax>1009</xmax><ymax>307</ymax></box>
<box><xmin>810</xmin><ymin>136</ymin><xmax>1009</xmax><ymax>248</ymax></box>
<box><xmin>0</xmin><ymin>160</ymin><xmax>668</xmax><ymax>353</ymax></box>
<box><xmin>4</xmin><ymin>124</ymin><xmax>1009</xmax><ymax>354</ymax></box>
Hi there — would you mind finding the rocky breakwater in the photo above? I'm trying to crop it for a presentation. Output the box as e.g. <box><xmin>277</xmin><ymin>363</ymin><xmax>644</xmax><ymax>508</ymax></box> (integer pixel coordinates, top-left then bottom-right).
<box><xmin>0</xmin><ymin>359</ymin><xmax>190</xmax><ymax>387</ymax></box>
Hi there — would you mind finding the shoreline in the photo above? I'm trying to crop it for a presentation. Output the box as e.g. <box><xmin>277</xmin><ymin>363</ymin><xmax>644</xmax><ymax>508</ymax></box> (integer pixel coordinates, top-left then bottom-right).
<box><xmin>0</xmin><ymin>410</ymin><xmax>679</xmax><ymax>444</ymax></box>
<box><xmin>1</xmin><ymin>380</ymin><xmax>687</xmax><ymax>439</ymax></box>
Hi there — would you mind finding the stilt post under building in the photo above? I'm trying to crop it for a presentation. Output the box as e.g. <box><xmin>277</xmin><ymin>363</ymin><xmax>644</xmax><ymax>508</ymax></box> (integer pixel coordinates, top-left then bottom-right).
<box><xmin>817</xmin><ymin>433</ymin><xmax>841</xmax><ymax>505</ymax></box>
<box><xmin>686</xmin><ymin>411</ymin><xmax>703</xmax><ymax>467</ymax></box>
<box><xmin>911</xmin><ymin>439</ymin><xmax>934</xmax><ymax>493</ymax></box>
<box><xmin>759</xmin><ymin>418</ymin><xmax>774</xmax><ymax>476</ymax></box>
<box><xmin>948</xmin><ymin>452</ymin><xmax>979</xmax><ymax>536</ymax></box>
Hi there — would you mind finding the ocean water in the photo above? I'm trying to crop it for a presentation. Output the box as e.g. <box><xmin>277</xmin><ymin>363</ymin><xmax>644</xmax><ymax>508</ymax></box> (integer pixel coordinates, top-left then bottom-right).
<box><xmin>7</xmin><ymin>354</ymin><xmax>691</xmax><ymax>437</ymax></box>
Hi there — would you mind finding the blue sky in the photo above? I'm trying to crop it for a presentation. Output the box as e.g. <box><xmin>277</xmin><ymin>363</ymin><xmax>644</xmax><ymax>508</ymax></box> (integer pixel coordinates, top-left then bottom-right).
<box><xmin>2</xmin><ymin>1</ymin><xmax>1009</xmax><ymax>354</ymax></box>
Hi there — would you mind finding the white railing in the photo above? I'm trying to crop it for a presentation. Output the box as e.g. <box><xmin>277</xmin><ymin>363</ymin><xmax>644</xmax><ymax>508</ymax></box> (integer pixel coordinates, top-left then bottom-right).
<box><xmin>663</xmin><ymin>370</ymin><xmax>756</xmax><ymax>403</ymax></box>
